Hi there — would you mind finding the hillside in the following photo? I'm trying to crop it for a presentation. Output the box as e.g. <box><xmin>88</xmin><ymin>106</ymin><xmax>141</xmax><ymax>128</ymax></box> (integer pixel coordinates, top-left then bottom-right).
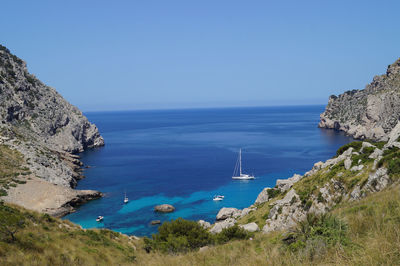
<box><xmin>0</xmin><ymin>45</ymin><xmax>104</xmax><ymax>216</ymax></box>
<box><xmin>319</xmin><ymin>58</ymin><xmax>400</xmax><ymax>141</ymax></box>
<box><xmin>1</xmin><ymin>138</ymin><xmax>400</xmax><ymax>265</ymax></box>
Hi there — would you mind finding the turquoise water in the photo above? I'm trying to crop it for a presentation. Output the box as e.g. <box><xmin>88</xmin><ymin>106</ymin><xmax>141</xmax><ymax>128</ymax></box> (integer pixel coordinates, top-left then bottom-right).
<box><xmin>64</xmin><ymin>106</ymin><xmax>352</xmax><ymax>236</ymax></box>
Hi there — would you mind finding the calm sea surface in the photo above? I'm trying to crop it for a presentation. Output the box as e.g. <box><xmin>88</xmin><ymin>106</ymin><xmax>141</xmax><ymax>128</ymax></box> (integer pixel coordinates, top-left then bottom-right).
<box><xmin>64</xmin><ymin>106</ymin><xmax>353</xmax><ymax>236</ymax></box>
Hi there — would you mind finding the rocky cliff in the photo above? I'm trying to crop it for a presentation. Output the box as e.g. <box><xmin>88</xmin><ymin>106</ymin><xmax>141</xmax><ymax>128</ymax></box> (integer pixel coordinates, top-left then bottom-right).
<box><xmin>0</xmin><ymin>44</ymin><xmax>104</xmax><ymax>214</ymax></box>
<box><xmin>319</xmin><ymin>58</ymin><xmax>400</xmax><ymax>141</ymax></box>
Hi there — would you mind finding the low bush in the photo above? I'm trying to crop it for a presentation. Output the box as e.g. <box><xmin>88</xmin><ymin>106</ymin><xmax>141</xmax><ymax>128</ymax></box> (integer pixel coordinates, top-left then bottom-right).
<box><xmin>214</xmin><ymin>225</ymin><xmax>253</xmax><ymax>244</ymax></box>
<box><xmin>388</xmin><ymin>158</ymin><xmax>400</xmax><ymax>177</ymax></box>
<box><xmin>336</xmin><ymin>141</ymin><xmax>362</xmax><ymax>156</ymax></box>
<box><xmin>283</xmin><ymin>213</ymin><xmax>349</xmax><ymax>253</ymax></box>
<box><xmin>144</xmin><ymin>218</ymin><xmax>213</xmax><ymax>253</ymax></box>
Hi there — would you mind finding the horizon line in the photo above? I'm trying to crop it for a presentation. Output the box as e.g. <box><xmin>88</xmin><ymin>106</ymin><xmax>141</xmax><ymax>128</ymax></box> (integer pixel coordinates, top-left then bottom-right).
<box><xmin>82</xmin><ymin>103</ymin><xmax>326</xmax><ymax>114</ymax></box>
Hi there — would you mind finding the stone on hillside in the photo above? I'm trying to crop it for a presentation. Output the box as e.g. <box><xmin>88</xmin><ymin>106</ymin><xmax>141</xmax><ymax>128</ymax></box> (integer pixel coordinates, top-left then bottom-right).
<box><xmin>240</xmin><ymin>222</ymin><xmax>259</xmax><ymax>232</ymax></box>
<box><xmin>387</xmin><ymin>121</ymin><xmax>400</xmax><ymax>145</ymax></box>
<box><xmin>216</xmin><ymin>207</ymin><xmax>240</xmax><ymax>220</ymax></box>
<box><xmin>210</xmin><ymin>218</ymin><xmax>236</xmax><ymax>234</ymax></box>
<box><xmin>254</xmin><ymin>188</ymin><xmax>271</xmax><ymax>204</ymax></box>
<box><xmin>366</xmin><ymin>168</ymin><xmax>390</xmax><ymax>192</ymax></box>
<box><xmin>276</xmin><ymin>174</ymin><xmax>302</xmax><ymax>192</ymax></box>
<box><xmin>361</xmin><ymin>141</ymin><xmax>374</xmax><ymax>152</ymax></box>
<box><xmin>350</xmin><ymin>165</ymin><xmax>364</xmax><ymax>172</ymax></box>
<box><xmin>344</xmin><ymin>157</ymin><xmax>352</xmax><ymax>170</ymax></box>
<box><xmin>198</xmin><ymin>220</ymin><xmax>211</xmax><ymax>229</ymax></box>
<box><xmin>369</xmin><ymin>148</ymin><xmax>383</xmax><ymax>159</ymax></box>
<box><xmin>154</xmin><ymin>204</ymin><xmax>175</xmax><ymax>213</ymax></box>
<box><xmin>239</xmin><ymin>207</ymin><xmax>254</xmax><ymax>218</ymax></box>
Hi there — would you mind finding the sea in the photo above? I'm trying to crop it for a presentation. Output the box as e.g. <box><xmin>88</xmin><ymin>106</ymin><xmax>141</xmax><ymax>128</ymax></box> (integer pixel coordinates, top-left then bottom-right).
<box><xmin>63</xmin><ymin>105</ymin><xmax>353</xmax><ymax>236</ymax></box>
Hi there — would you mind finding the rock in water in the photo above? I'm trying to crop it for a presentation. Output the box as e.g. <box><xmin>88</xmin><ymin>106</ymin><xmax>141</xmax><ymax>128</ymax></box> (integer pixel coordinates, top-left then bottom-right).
<box><xmin>319</xmin><ymin>58</ymin><xmax>400</xmax><ymax>141</ymax></box>
<box><xmin>154</xmin><ymin>204</ymin><xmax>175</xmax><ymax>213</ymax></box>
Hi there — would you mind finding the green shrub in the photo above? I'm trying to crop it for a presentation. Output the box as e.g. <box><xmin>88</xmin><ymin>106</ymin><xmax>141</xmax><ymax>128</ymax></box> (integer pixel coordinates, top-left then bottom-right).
<box><xmin>144</xmin><ymin>218</ymin><xmax>213</xmax><ymax>253</ymax></box>
<box><xmin>336</xmin><ymin>141</ymin><xmax>362</xmax><ymax>156</ymax></box>
<box><xmin>283</xmin><ymin>213</ymin><xmax>349</xmax><ymax>252</ymax></box>
<box><xmin>214</xmin><ymin>225</ymin><xmax>253</xmax><ymax>244</ymax></box>
<box><xmin>267</xmin><ymin>188</ymin><xmax>280</xmax><ymax>199</ymax></box>
<box><xmin>387</xmin><ymin>158</ymin><xmax>400</xmax><ymax>177</ymax></box>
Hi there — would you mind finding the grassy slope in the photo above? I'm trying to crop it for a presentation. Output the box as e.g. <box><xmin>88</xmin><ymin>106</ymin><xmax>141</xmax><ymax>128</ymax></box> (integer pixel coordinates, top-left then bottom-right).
<box><xmin>0</xmin><ymin>204</ymin><xmax>137</xmax><ymax>265</ymax></box>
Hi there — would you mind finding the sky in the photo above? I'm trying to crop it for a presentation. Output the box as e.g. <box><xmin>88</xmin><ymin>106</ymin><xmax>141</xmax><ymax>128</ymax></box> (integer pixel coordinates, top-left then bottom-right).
<box><xmin>1</xmin><ymin>0</ymin><xmax>400</xmax><ymax>111</ymax></box>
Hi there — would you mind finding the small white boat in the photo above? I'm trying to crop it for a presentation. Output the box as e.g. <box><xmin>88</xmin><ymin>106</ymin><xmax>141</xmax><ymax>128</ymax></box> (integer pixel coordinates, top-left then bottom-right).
<box><xmin>124</xmin><ymin>191</ymin><xmax>129</xmax><ymax>204</ymax></box>
<box><xmin>96</xmin><ymin>216</ymin><xmax>104</xmax><ymax>222</ymax></box>
<box><xmin>232</xmin><ymin>149</ymin><xmax>255</xmax><ymax>180</ymax></box>
<box><xmin>213</xmin><ymin>195</ymin><xmax>224</xmax><ymax>201</ymax></box>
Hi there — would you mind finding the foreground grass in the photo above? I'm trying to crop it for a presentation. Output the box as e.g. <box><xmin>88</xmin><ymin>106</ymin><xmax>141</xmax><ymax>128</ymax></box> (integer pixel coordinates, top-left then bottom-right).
<box><xmin>0</xmin><ymin>204</ymin><xmax>136</xmax><ymax>265</ymax></box>
<box><xmin>0</xmin><ymin>183</ymin><xmax>399</xmax><ymax>265</ymax></box>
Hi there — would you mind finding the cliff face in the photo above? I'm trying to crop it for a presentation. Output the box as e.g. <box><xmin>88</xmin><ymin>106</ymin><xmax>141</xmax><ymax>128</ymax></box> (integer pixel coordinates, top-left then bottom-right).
<box><xmin>319</xmin><ymin>58</ymin><xmax>400</xmax><ymax>141</ymax></box>
<box><xmin>0</xmin><ymin>45</ymin><xmax>104</xmax><ymax>153</ymax></box>
<box><xmin>0</xmin><ymin>44</ymin><xmax>104</xmax><ymax>187</ymax></box>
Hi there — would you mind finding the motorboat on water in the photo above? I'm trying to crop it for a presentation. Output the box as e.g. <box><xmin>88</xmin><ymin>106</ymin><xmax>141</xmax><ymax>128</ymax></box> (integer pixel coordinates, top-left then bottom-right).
<box><xmin>232</xmin><ymin>149</ymin><xmax>255</xmax><ymax>180</ymax></box>
<box><xmin>213</xmin><ymin>195</ymin><xmax>225</xmax><ymax>201</ymax></box>
<box><xmin>96</xmin><ymin>216</ymin><xmax>104</xmax><ymax>222</ymax></box>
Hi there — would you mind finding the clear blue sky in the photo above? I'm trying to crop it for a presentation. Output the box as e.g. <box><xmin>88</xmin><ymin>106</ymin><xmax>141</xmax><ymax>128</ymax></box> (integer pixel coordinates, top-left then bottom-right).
<box><xmin>1</xmin><ymin>1</ymin><xmax>400</xmax><ymax>111</ymax></box>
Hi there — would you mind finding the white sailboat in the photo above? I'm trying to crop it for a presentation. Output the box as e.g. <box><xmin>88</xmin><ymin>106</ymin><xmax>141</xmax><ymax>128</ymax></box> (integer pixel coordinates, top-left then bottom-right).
<box><xmin>123</xmin><ymin>191</ymin><xmax>129</xmax><ymax>204</ymax></box>
<box><xmin>232</xmin><ymin>149</ymin><xmax>255</xmax><ymax>180</ymax></box>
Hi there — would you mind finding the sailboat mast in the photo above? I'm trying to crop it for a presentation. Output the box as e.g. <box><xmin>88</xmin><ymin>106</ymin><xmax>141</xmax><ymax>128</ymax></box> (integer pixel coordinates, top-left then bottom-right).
<box><xmin>239</xmin><ymin>149</ymin><xmax>242</xmax><ymax>175</ymax></box>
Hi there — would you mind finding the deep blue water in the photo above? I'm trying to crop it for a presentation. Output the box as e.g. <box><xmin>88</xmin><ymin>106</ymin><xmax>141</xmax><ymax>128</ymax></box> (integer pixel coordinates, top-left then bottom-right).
<box><xmin>64</xmin><ymin>106</ymin><xmax>353</xmax><ymax>236</ymax></box>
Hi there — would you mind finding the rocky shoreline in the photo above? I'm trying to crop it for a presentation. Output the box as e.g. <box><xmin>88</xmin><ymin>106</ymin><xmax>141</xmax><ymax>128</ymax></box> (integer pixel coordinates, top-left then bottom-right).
<box><xmin>206</xmin><ymin>123</ymin><xmax>400</xmax><ymax>234</ymax></box>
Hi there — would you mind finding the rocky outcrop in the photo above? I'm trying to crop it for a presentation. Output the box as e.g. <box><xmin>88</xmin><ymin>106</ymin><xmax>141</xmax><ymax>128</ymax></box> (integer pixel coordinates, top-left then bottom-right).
<box><xmin>276</xmin><ymin>174</ymin><xmax>302</xmax><ymax>192</ymax></box>
<box><xmin>255</xmin><ymin>188</ymin><xmax>271</xmax><ymax>204</ymax></box>
<box><xmin>216</xmin><ymin>207</ymin><xmax>240</xmax><ymax>220</ymax></box>
<box><xmin>0</xmin><ymin>45</ymin><xmax>104</xmax><ymax>153</ymax></box>
<box><xmin>198</xmin><ymin>220</ymin><xmax>211</xmax><ymax>229</ymax></box>
<box><xmin>0</xmin><ymin>44</ymin><xmax>104</xmax><ymax>215</ymax></box>
<box><xmin>154</xmin><ymin>204</ymin><xmax>175</xmax><ymax>213</ymax></box>
<box><xmin>319</xmin><ymin>58</ymin><xmax>400</xmax><ymax>141</ymax></box>
<box><xmin>0</xmin><ymin>45</ymin><xmax>104</xmax><ymax>188</ymax></box>
<box><xmin>210</xmin><ymin>218</ymin><xmax>236</xmax><ymax>234</ymax></box>
<box><xmin>240</xmin><ymin>222</ymin><xmax>259</xmax><ymax>232</ymax></box>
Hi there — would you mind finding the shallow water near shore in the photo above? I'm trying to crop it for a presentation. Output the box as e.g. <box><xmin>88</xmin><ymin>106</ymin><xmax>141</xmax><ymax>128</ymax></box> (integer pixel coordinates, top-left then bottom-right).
<box><xmin>64</xmin><ymin>106</ymin><xmax>353</xmax><ymax>236</ymax></box>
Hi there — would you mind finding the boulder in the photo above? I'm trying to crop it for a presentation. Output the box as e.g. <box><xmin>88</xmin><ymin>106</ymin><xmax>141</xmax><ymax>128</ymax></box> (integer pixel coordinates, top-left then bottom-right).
<box><xmin>360</xmin><ymin>141</ymin><xmax>374</xmax><ymax>153</ymax></box>
<box><xmin>154</xmin><ymin>204</ymin><xmax>175</xmax><ymax>213</ymax></box>
<box><xmin>350</xmin><ymin>165</ymin><xmax>364</xmax><ymax>172</ymax></box>
<box><xmin>369</xmin><ymin>148</ymin><xmax>383</xmax><ymax>159</ymax></box>
<box><xmin>210</xmin><ymin>218</ymin><xmax>236</xmax><ymax>234</ymax></box>
<box><xmin>240</xmin><ymin>222</ymin><xmax>259</xmax><ymax>232</ymax></box>
<box><xmin>344</xmin><ymin>157</ymin><xmax>352</xmax><ymax>170</ymax></box>
<box><xmin>254</xmin><ymin>188</ymin><xmax>271</xmax><ymax>204</ymax></box>
<box><xmin>366</xmin><ymin>168</ymin><xmax>390</xmax><ymax>192</ymax></box>
<box><xmin>276</xmin><ymin>174</ymin><xmax>302</xmax><ymax>192</ymax></box>
<box><xmin>216</xmin><ymin>207</ymin><xmax>240</xmax><ymax>220</ymax></box>
<box><xmin>198</xmin><ymin>220</ymin><xmax>211</xmax><ymax>229</ymax></box>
